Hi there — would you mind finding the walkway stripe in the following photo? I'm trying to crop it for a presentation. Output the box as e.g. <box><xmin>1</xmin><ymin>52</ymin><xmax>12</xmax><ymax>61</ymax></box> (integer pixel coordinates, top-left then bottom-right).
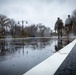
<box><xmin>23</xmin><ymin>39</ymin><xmax>76</xmax><ymax>75</ymax></box>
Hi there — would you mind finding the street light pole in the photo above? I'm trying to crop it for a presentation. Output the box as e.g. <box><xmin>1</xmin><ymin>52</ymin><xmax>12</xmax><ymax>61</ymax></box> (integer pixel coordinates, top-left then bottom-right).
<box><xmin>18</xmin><ymin>20</ymin><xmax>28</xmax><ymax>36</ymax></box>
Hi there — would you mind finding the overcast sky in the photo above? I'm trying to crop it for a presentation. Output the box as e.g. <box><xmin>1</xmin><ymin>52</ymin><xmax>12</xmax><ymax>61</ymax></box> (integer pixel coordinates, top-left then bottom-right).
<box><xmin>0</xmin><ymin>0</ymin><xmax>76</xmax><ymax>30</ymax></box>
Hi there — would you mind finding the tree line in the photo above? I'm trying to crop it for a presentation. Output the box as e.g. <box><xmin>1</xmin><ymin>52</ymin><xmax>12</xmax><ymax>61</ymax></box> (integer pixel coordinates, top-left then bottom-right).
<box><xmin>0</xmin><ymin>9</ymin><xmax>76</xmax><ymax>38</ymax></box>
<box><xmin>0</xmin><ymin>15</ymin><xmax>51</xmax><ymax>38</ymax></box>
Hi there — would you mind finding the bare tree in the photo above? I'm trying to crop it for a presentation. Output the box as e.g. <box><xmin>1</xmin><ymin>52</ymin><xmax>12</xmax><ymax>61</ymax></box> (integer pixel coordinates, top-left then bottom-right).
<box><xmin>0</xmin><ymin>14</ymin><xmax>11</xmax><ymax>36</ymax></box>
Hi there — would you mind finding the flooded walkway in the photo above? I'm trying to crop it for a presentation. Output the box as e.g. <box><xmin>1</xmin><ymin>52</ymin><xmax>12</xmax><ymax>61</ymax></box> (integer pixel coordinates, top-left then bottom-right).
<box><xmin>23</xmin><ymin>39</ymin><xmax>76</xmax><ymax>75</ymax></box>
<box><xmin>0</xmin><ymin>38</ymin><xmax>72</xmax><ymax>75</ymax></box>
<box><xmin>0</xmin><ymin>38</ymin><xmax>58</xmax><ymax>75</ymax></box>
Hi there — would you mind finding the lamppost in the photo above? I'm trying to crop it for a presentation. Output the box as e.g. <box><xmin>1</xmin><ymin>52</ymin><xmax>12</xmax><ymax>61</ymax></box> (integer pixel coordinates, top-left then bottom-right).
<box><xmin>18</xmin><ymin>20</ymin><xmax>28</xmax><ymax>36</ymax></box>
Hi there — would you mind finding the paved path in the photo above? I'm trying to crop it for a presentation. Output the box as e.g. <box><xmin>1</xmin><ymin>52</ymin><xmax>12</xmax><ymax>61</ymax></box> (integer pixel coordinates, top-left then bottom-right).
<box><xmin>54</xmin><ymin>44</ymin><xmax>76</xmax><ymax>75</ymax></box>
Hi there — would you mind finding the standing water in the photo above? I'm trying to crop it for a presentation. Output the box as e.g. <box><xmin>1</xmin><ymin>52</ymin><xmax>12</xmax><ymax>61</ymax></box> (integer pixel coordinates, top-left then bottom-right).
<box><xmin>0</xmin><ymin>38</ymin><xmax>70</xmax><ymax>75</ymax></box>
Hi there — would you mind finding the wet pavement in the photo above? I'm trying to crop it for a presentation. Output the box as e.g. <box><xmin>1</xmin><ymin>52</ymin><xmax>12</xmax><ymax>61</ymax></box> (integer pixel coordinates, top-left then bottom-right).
<box><xmin>0</xmin><ymin>38</ymin><xmax>58</xmax><ymax>75</ymax></box>
<box><xmin>0</xmin><ymin>38</ymin><xmax>72</xmax><ymax>75</ymax></box>
<box><xmin>54</xmin><ymin>44</ymin><xmax>76</xmax><ymax>75</ymax></box>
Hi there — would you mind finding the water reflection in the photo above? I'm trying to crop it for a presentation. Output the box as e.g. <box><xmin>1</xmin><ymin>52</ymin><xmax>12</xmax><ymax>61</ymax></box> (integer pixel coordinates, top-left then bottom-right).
<box><xmin>0</xmin><ymin>40</ymin><xmax>5</xmax><ymax>55</ymax></box>
<box><xmin>54</xmin><ymin>39</ymin><xmax>71</xmax><ymax>51</ymax></box>
<box><xmin>0</xmin><ymin>38</ymin><xmax>71</xmax><ymax>57</ymax></box>
<box><xmin>55</xmin><ymin>39</ymin><xmax>63</xmax><ymax>51</ymax></box>
<box><xmin>0</xmin><ymin>38</ymin><xmax>71</xmax><ymax>75</ymax></box>
<box><xmin>25</xmin><ymin>38</ymin><xmax>51</xmax><ymax>50</ymax></box>
<box><xmin>0</xmin><ymin>38</ymin><xmax>52</xmax><ymax>60</ymax></box>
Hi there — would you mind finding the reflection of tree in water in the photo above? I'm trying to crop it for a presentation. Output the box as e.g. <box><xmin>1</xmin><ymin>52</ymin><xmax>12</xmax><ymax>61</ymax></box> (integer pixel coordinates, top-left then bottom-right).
<box><xmin>0</xmin><ymin>38</ymin><xmax>51</xmax><ymax>56</ymax></box>
<box><xmin>0</xmin><ymin>38</ymin><xmax>71</xmax><ymax>56</ymax></box>
<box><xmin>38</xmin><ymin>38</ymin><xmax>51</xmax><ymax>49</ymax></box>
<box><xmin>0</xmin><ymin>39</ymin><xmax>25</xmax><ymax>56</ymax></box>
<box><xmin>0</xmin><ymin>40</ymin><xmax>6</xmax><ymax>55</ymax></box>
<box><xmin>24</xmin><ymin>38</ymin><xmax>51</xmax><ymax>50</ymax></box>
